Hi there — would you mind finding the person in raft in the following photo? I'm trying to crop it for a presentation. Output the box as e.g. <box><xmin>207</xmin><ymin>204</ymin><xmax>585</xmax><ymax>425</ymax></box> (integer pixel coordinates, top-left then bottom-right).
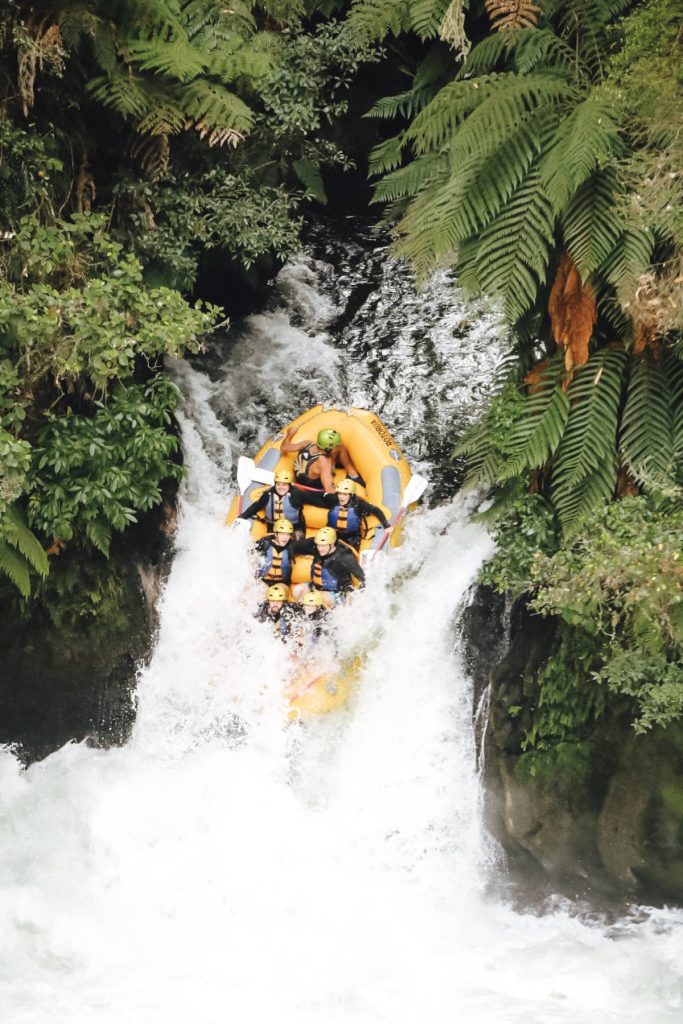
<box><xmin>294</xmin><ymin>589</ymin><xmax>329</xmax><ymax>645</ymax></box>
<box><xmin>291</xmin><ymin>526</ymin><xmax>365</xmax><ymax>608</ymax></box>
<box><xmin>256</xmin><ymin>583</ymin><xmax>295</xmax><ymax>641</ymax></box>
<box><xmin>255</xmin><ymin>518</ymin><xmax>294</xmax><ymax>588</ymax></box>
<box><xmin>305</xmin><ymin>477</ymin><xmax>393</xmax><ymax>550</ymax></box>
<box><xmin>239</xmin><ymin>467</ymin><xmax>305</xmax><ymax>536</ymax></box>
<box><xmin>281</xmin><ymin>427</ymin><xmax>365</xmax><ymax>493</ymax></box>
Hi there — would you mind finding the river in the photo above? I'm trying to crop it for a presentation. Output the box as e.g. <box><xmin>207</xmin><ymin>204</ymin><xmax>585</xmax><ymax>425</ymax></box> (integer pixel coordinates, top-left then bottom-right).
<box><xmin>0</xmin><ymin>220</ymin><xmax>681</xmax><ymax>1022</ymax></box>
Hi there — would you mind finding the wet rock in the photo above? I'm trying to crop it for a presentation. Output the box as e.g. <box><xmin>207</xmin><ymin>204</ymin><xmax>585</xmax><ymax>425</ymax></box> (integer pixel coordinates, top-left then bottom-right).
<box><xmin>461</xmin><ymin>584</ymin><xmax>683</xmax><ymax>903</ymax></box>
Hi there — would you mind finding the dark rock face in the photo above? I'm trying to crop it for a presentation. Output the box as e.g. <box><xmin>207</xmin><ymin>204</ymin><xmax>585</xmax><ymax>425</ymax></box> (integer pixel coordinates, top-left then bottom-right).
<box><xmin>461</xmin><ymin>584</ymin><xmax>683</xmax><ymax>903</ymax></box>
<box><xmin>0</xmin><ymin>502</ymin><xmax>175</xmax><ymax>765</ymax></box>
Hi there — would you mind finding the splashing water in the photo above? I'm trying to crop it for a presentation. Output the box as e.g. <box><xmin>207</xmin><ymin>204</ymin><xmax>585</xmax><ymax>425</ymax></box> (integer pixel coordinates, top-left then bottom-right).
<box><xmin>0</xmin><ymin>226</ymin><xmax>681</xmax><ymax>1023</ymax></box>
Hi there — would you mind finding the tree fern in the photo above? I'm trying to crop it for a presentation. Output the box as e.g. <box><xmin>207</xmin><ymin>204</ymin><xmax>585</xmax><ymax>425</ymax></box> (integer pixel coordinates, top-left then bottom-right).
<box><xmin>0</xmin><ymin>504</ymin><xmax>49</xmax><ymax>597</ymax></box>
<box><xmin>367</xmin><ymin>133</ymin><xmax>407</xmax><ymax>175</ymax></box>
<box><xmin>620</xmin><ymin>355</ymin><xmax>677</xmax><ymax>491</ymax></box>
<box><xmin>562</xmin><ymin>169</ymin><xmax>623</xmax><ymax>279</ymax></box>
<box><xmin>473</xmin><ymin>168</ymin><xmax>556</xmax><ymax>321</ymax></box>
<box><xmin>371</xmin><ymin>152</ymin><xmax>448</xmax><ymax>202</ymax></box>
<box><xmin>540</xmin><ymin>93</ymin><xmax>623</xmax><ymax>213</ymax></box>
<box><xmin>345</xmin><ymin>0</ymin><xmax>411</xmax><ymax>42</ymax></box>
<box><xmin>409</xmin><ymin>0</ymin><xmax>451</xmax><ymax>40</ymax></box>
<box><xmin>498</xmin><ymin>359</ymin><xmax>570</xmax><ymax>479</ymax></box>
<box><xmin>551</xmin><ymin>348</ymin><xmax>627</xmax><ymax>530</ymax></box>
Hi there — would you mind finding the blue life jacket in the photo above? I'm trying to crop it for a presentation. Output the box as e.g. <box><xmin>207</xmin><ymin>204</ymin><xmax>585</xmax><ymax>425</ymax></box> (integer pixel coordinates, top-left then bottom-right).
<box><xmin>311</xmin><ymin>556</ymin><xmax>338</xmax><ymax>592</ymax></box>
<box><xmin>264</xmin><ymin>489</ymin><xmax>300</xmax><ymax>526</ymax></box>
<box><xmin>259</xmin><ymin>541</ymin><xmax>293</xmax><ymax>584</ymax></box>
<box><xmin>328</xmin><ymin>501</ymin><xmax>361</xmax><ymax>536</ymax></box>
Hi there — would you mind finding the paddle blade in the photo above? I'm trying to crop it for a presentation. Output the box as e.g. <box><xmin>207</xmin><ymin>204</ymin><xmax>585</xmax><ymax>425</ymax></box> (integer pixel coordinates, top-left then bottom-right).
<box><xmin>237</xmin><ymin>456</ymin><xmax>254</xmax><ymax>494</ymax></box>
<box><xmin>403</xmin><ymin>473</ymin><xmax>429</xmax><ymax>506</ymax></box>
<box><xmin>236</xmin><ymin>456</ymin><xmax>275</xmax><ymax>492</ymax></box>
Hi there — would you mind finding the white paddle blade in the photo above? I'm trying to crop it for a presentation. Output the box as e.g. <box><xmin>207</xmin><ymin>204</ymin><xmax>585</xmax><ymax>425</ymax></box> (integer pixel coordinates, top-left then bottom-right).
<box><xmin>403</xmin><ymin>473</ymin><xmax>429</xmax><ymax>506</ymax></box>
<box><xmin>251</xmin><ymin>466</ymin><xmax>275</xmax><ymax>486</ymax></box>
<box><xmin>236</xmin><ymin>456</ymin><xmax>275</xmax><ymax>493</ymax></box>
<box><xmin>236</xmin><ymin>456</ymin><xmax>254</xmax><ymax>494</ymax></box>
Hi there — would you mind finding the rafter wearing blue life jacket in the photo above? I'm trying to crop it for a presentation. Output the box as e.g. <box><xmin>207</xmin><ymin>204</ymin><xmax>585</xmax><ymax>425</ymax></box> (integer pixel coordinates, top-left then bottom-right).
<box><xmin>304</xmin><ymin>478</ymin><xmax>390</xmax><ymax>549</ymax></box>
<box><xmin>239</xmin><ymin>468</ymin><xmax>305</xmax><ymax>531</ymax></box>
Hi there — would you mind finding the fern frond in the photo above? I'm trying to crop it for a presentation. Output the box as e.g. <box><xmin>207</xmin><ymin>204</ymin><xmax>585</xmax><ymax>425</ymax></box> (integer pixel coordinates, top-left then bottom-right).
<box><xmin>126</xmin><ymin>35</ymin><xmax>208</xmax><ymax>82</ymax></box>
<box><xmin>540</xmin><ymin>93</ymin><xmax>623</xmax><ymax>213</ymax></box>
<box><xmin>86</xmin><ymin>70</ymin><xmax>153</xmax><ymax>120</ymax></box>
<box><xmin>620</xmin><ymin>355</ymin><xmax>677</xmax><ymax>492</ymax></box>
<box><xmin>292</xmin><ymin>158</ymin><xmax>326</xmax><ymax>202</ymax></box>
<box><xmin>368</xmin><ymin>133</ymin><xmax>407</xmax><ymax>175</ymax></box>
<box><xmin>408</xmin><ymin>72</ymin><xmax>572</xmax><ymax>156</ymax></box>
<box><xmin>474</xmin><ymin>169</ymin><xmax>557</xmax><ymax>321</ymax></box>
<box><xmin>0</xmin><ymin>540</ymin><xmax>31</xmax><ymax>597</ymax></box>
<box><xmin>409</xmin><ymin>0</ymin><xmax>451</xmax><ymax>40</ymax></box>
<box><xmin>372</xmin><ymin>152</ymin><xmax>448</xmax><ymax>201</ymax></box>
<box><xmin>499</xmin><ymin>363</ymin><xmax>569</xmax><ymax>479</ymax></box>
<box><xmin>177</xmin><ymin>79</ymin><xmax>253</xmax><ymax>134</ymax></box>
<box><xmin>485</xmin><ymin>0</ymin><xmax>542</xmax><ymax>33</ymax></box>
<box><xmin>3</xmin><ymin>505</ymin><xmax>49</xmax><ymax>576</ymax></box>
<box><xmin>562</xmin><ymin>169</ymin><xmax>622</xmax><ymax>279</ymax></box>
<box><xmin>602</xmin><ymin>228</ymin><xmax>655</xmax><ymax>292</ymax></box>
<box><xmin>395</xmin><ymin>116</ymin><xmax>551</xmax><ymax>278</ymax></box>
<box><xmin>551</xmin><ymin>348</ymin><xmax>627</xmax><ymax>529</ymax></box>
<box><xmin>666</xmin><ymin>353</ymin><xmax>683</xmax><ymax>460</ymax></box>
<box><xmin>345</xmin><ymin>0</ymin><xmax>411</xmax><ymax>42</ymax></box>
<box><xmin>86</xmin><ymin>519</ymin><xmax>112</xmax><ymax>556</ymax></box>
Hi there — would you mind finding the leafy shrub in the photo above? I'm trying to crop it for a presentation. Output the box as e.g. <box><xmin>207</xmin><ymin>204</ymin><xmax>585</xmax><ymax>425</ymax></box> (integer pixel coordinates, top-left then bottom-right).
<box><xmin>29</xmin><ymin>377</ymin><xmax>182</xmax><ymax>556</ymax></box>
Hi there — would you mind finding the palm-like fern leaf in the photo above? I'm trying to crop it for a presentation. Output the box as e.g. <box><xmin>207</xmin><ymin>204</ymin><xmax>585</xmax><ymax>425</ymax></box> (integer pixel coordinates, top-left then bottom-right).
<box><xmin>551</xmin><ymin>348</ymin><xmax>627</xmax><ymax>529</ymax></box>
<box><xmin>345</xmin><ymin>0</ymin><xmax>411</xmax><ymax>42</ymax></box>
<box><xmin>540</xmin><ymin>93</ymin><xmax>623</xmax><ymax>212</ymax></box>
<box><xmin>620</xmin><ymin>355</ymin><xmax>677</xmax><ymax>491</ymax></box>
<box><xmin>367</xmin><ymin>133</ymin><xmax>408</xmax><ymax>175</ymax></box>
<box><xmin>0</xmin><ymin>541</ymin><xmax>31</xmax><ymax>598</ymax></box>
<box><xmin>498</xmin><ymin>362</ymin><xmax>569</xmax><ymax>479</ymax></box>
<box><xmin>474</xmin><ymin>169</ymin><xmax>556</xmax><ymax>321</ymax></box>
<box><xmin>409</xmin><ymin>0</ymin><xmax>451</xmax><ymax>39</ymax></box>
<box><xmin>562</xmin><ymin>169</ymin><xmax>622</xmax><ymax>279</ymax></box>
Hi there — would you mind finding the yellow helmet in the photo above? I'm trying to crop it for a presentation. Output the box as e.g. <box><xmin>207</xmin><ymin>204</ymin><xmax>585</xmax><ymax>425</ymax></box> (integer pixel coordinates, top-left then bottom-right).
<box><xmin>302</xmin><ymin>590</ymin><xmax>325</xmax><ymax>608</ymax></box>
<box><xmin>336</xmin><ymin>478</ymin><xmax>357</xmax><ymax>495</ymax></box>
<box><xmin>275</xmin><ymin>468</ymin><xmax>293</xmax><ymax>484</ymax></box>
<box><xmin>273</xmin><ymin>518</ymin><xmax>294</xmax><ymax>534</ymax></box>
<box><xmin>267</xmin><ymin>584</ymin><xmax>289</xmax><ymax>602</ymax></box>
<box><xmin>315</xmin><ymin>526</ymin><xmax>337</xmax><ymax>545</ymax></box>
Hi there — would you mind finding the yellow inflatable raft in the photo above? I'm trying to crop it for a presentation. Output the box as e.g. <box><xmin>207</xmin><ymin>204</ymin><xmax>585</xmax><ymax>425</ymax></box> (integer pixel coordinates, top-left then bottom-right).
<box><xmin>227</xmin><ymin>406</ymin><xmax>423</xmax><ymax>720</ymax></box>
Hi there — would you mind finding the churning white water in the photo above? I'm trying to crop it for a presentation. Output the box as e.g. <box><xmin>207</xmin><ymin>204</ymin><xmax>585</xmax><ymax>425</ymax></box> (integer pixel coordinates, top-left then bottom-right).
<box><xmin>1</xmin><ymin>228</ymin><xmax>682</xmax><ymax>1023</ymax></box>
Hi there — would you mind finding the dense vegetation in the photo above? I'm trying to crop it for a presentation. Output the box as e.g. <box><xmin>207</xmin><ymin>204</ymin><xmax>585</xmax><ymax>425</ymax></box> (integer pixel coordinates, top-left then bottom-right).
<box><xmin>344</xmin><ymin>0</ymin><xmax>682</xmax><ymax>748</ymax></box>
<box><xmin>0</xmin><ymin>0</ymin><xmax>376</xmax><ymax>624</ymax></box>
<box><xmin>2</xmin><ymin>0</ymin><xmax>681</xmax><ymax>758</ymax></box>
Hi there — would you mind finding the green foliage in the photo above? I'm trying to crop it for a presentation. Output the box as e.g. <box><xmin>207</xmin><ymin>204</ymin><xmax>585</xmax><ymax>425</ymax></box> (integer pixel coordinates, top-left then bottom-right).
<box><xmin>28</xmin><ymin>378</ymin><xmax>182</xmax><ymax>552</ymax></box>
<box><xmin>531</xmin><ymin>498</ymin><xmax>683</xmax><ymax>733</ymax></box>
<box><xmin>522</xmin><ymin>625</ymin><xmax>606</xmax><ymax>751</ymax></box>
<box><xmin>0</xmin><ymin>213</ymin><xmax>217</xmax><ymax>394</ymax></box>
<box><xmin>479</xmin><ymin>493</ymin><xmax>559</xmax><ymax>599</ymax></box>
<box><xmin>114</xmin><ymin>169</ymin><xmax>302</xmax><ymax>289</ymax></box>
<box><xmin>0</xmin><ymin>503</ymin><xmax>49</xmax><ymax>597</ymax></box>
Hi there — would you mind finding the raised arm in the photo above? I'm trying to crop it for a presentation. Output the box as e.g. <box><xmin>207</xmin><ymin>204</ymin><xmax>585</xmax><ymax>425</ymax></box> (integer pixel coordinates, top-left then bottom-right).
<box><xmin>281</xmin><ymin>426</ymin><xmax>307</xmax><ymax>454</ymax></box>
<box><xmin>336</xmin><ymin>443</ymin><xmax>359</xmax><ymax>477</ymax></box>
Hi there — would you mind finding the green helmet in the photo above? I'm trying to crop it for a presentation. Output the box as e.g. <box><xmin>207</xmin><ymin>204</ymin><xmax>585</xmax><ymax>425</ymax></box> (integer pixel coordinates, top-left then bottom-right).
<box><xmin>317</xmin><ymin>428</ymin><xmax>341</xmax><ymax>451</ymax></box>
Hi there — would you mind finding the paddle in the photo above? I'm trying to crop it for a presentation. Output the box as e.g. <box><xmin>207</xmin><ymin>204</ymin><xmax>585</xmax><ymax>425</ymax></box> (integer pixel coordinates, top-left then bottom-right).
<box><xmin>237</xmin><ymin>456</ymin><xmax>275</xmax><ymax>491</ymax></box>
<box><xmin>373</xmin><ymin>473</ymin><xmax>429</xmax><ymax>558</ymax></box>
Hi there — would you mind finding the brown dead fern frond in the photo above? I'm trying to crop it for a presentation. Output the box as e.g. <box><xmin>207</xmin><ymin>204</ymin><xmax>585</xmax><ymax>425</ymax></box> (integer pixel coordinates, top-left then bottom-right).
<box><xmin>131</xmin><ymin>133</ymin><xmax>170</xmax><ymax>181</ymax></box>
<box><xmin>485</xmin><ymin>0</ymin><xmax>541</xmax><ymax>33</ymax></box>
<box><xmin>549</xmin><ymin>252</ymin><xmax>597</xmax><ymax>378</ymax></box>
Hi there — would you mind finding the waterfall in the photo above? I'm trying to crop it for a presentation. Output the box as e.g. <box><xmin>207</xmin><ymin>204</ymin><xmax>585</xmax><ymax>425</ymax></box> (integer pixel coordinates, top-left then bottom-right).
<box><xmin>1</xmin><ymin>225</ymin><xmax>681</xmax><ymax>1023</ymax></box>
